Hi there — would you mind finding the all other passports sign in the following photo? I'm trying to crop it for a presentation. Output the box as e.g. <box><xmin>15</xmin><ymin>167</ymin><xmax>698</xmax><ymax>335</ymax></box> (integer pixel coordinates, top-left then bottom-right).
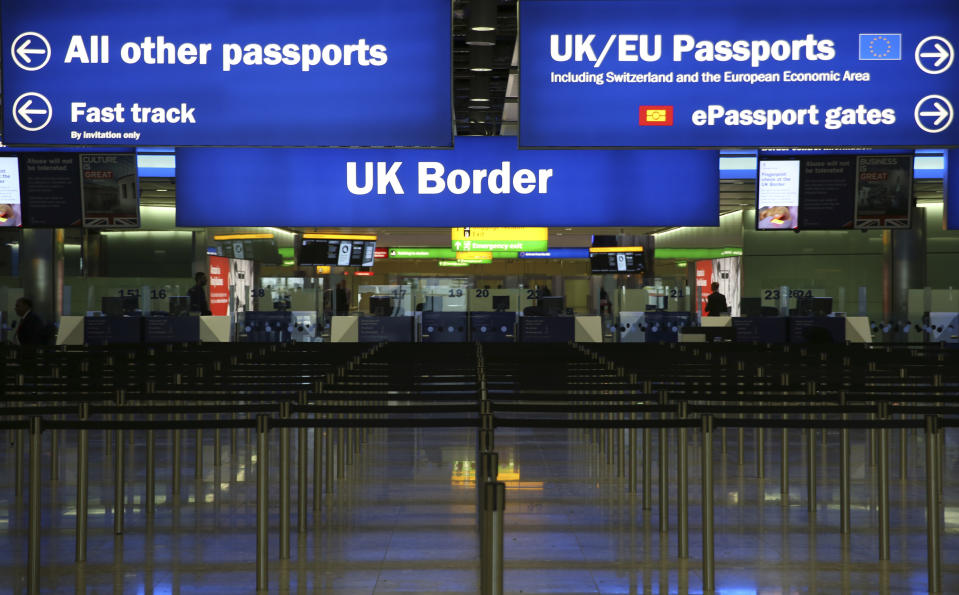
<box><xmin>520</xmin><ymin>0</ymin><xmax>959</xmax><ymax>148</ymax></box>
<box><xmin>175</xmin><ymin>138</ymin><xmax>719</xmax><ymax>228</ymax></box>
<box><xmin>2</xmin><ymin>0</ymin><xmax>451</xmax><ymax>147</ymax></box>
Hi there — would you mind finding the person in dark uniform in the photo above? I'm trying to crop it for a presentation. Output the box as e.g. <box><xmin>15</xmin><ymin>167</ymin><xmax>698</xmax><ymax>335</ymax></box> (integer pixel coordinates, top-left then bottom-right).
<box><xmin>704</xmin><ymin>282</ymin><xmax>728</xmax><ymax>317</ymax></box>
<box><xmin>14</xmin><ymin>297</ymin><xmax>45</xmax><ymax>345</ymax></box>
<box><xmin>188</xmin><ymin>272</ymin><xmax>212</xmax><ymax>315</ymax></box>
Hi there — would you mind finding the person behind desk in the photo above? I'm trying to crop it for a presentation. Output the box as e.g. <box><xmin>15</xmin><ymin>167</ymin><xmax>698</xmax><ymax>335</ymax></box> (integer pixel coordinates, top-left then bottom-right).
<box><xmin>704</xmin><ymin>282</ymin><xmax>728</xmax><ymax>317</ymax></box>
<box><xmin>14</xmin><ymin>297</ymin><xmax>45</xmax><ymax>345</ymax></box>
<box><xmin>188</xmin><ymin>272</ymin><xmax>212</xmax><ymax>315</ymax></box>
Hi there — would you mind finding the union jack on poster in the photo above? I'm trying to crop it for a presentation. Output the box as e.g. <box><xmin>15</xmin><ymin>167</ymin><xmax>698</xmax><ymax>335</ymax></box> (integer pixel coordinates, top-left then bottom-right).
<box><xmin>84</xmin><ymin>216</ymin><xmax>140</xmax><ymax>227</ymax></box>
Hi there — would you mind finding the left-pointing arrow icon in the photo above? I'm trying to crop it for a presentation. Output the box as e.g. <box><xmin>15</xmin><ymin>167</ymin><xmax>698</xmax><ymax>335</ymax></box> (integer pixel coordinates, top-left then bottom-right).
<box><xmin>17</xmin><ymin>100</ymin><xmax>46</xmax><ymax>124</ymax></box>
<box><xmin>11</xmin><ymin>32</ymin><xmax>51</xmax><ymax>71</ymax></box>
<box><xmin>16</xmin><ymin>39</ymin><xmax>46</xmax><ymax>63</ymax></box>
<box><xmin>11</xmin><ymin>92</ymin><xmax>53</xmax><ymax>132</ymax></box>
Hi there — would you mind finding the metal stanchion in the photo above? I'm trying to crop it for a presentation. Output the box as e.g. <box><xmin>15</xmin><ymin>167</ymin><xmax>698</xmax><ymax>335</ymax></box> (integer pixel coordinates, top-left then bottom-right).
<box><xmin>313</xmin><ymin>424</ymin><xmax>322</xmax><ymax>511</ymax></box>
<box><xmin>878</xmin><ymin>410</ymin><xmax>889</xmax><ymax>560</ymax></box>
<box><xmin>659</xmin><ymin>401</ymin><xmax>669</xmax><ymax>533</ymax></box>
<box><xmin>114</xmin><ymin>390</ymin><xmax>125</xmax><ymax>535</ymax></box>
<box><xmin>480</xmin><ymin>481</ymin><xmax>506</xmax><ymax>595</ymax></box>
<box><xmin>628</xmin><ymin>418</ymin><xmax>637</xmax><ymax>494</ymax></box>
<box><xmin>617</xmin><ymin>411</ymin><xmax>625</xmax><ymax>478</ymax></box>
<box><xmin>298</xmin><ymin>425</ymin><xmax>307</xmax><ymax>533</ymax></box>
<box><xmin>900</xmin><ymin>426</ymin><xmax>908</xmax><ymax>480</ymax></box>
<box><xmin>677</xmin><ymin>404</ymin><xmax>688</xmax><ymax>559</ymax></box>
<box><xmin>840</xmin><ymin>409</ymin><xmax>851</xmax><ymax>535</ymax></box>
<box><xmin>15</xmin><ymin>428</ymin><xmax>23</xmax><ymax>499</ymax></box>
<box><xmin>701</xmin><ymin>415</ymin><xmax>715</xmax><ymax>594</ymax></box>
<box><xmin>76</xmin><ymin>404</ymin><xmax>89</xmax><ymax>562</ymax></box>
<box><xmin>781</xmin><ymin>417</ymin><xmax>789</xmax><ymax>506</ymax></box>
<box><xmin>173</xmin><ymin>411</ymin><xmax>182</xmax><ymax>501</ymax></box>
<box><xmin>336</xmin><ymin>427</ymin><xmax>345</xmax><ymax>480</ymax></box>
<box><xmin>214</xmin><ymin>414</ymin><xmax>222</xmax><ymax>467</ymax></box>
<box><xmin>256</xmin><ymin>415</ymin><xmax>269</xmax><ymax>593</ymax></box>
<box><xmin>23</xmin><ymin>417</ymin><xmax>40</xmax><ymax>595</ymax></box>
<box><xmin>807</xmin><ymin>427</ymin><xmax>816</xmax><ymax>514</ymax></box>
<box><xmin>280</xmin><ymin>403</ymin><xmax>291</xmax><ymax>560</ymax></box>
<box><xmin>925</xmin><ymin>416</ymin><xmax>941</xmax><ymax>594</ymax></box>
<box><xmin>147</xmin><ymin>413</ymin><xmax>155</xmax><ymax>518</ymax></box>
<box><xmin>325</xmin><ymin>427</ymin><xmax>334</xmax><ymax>494</ymax></box>
<box><xmin>757</xmin><ymin>413</ymin><xmax>765</xmax><ymax>479</ymax></box>
<box><xmin>195</xmin><ymin>426</ymin><xmax>203</xmax><ymax>480</ymax></box>
<box><xmin>50</xmin><ymin>414</ymin><xmax>59</xmax><ymax>481</ymax></box>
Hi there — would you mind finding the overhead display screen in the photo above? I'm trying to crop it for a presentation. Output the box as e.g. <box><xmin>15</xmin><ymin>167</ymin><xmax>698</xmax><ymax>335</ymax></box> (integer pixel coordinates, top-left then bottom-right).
<box><xmin>757</xmin><ymin>153</ymin><xmax>913</xmax><ymax>229</ymax></box>
<box><xmin>520</xmin><ymin>0</ymin><xmax>959</xmax><ymax>147</ymax></box>
<box><xmin>1</xmin><ymin>0</ymin><xmax>452</xmax><ymax>147</ymax></box>
<box><xmin>589</xmin><ymin>247</ymin><xmax>645</xmax><ymax>274</ymax></box>
<box><xmin>176</xmin><ymin>137</ymin><xmax>719</xmax><ymax>227</ymax></box>
<box><xmin>298</xmin><ymin>238</ymin><xmax>376</xmax><ymax>267</ymax></box>
<box><xmin>0</xmin><ymin>157</ymin><xmax>22</xmax><ymax>227</ymax></box>
<box><xmin>757</xmin><ymin>160</ymin><xmax>800</xmax><ymax>229</ymax></box>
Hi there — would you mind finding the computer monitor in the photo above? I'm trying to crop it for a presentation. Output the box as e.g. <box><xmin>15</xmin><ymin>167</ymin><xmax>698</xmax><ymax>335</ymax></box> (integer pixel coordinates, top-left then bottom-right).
<box><xmin>169</xmin><ymin>296</ymin><xmax>191</xmax><ymax>316</ymax></box>
<box><xmin>369</xmin><ymin>296</ymin><xmax>392</xmax><ymax>316</ymax></box>
<box><xmin>539</xmin><ymin>296</ymin><xmax>565</xmax><ymax>317</ymax></box>
<box><xmin>797</xmin><ymin>296</ymin><xmax>833</xmax><ymax>317</ymax></box>
<box><xmin>492</xmin><ymin>295</ymin><xmax>510</xmax><ymax>312</ymax></box>
<box><xmin>740</xmin><ymin>297</ymin><xmax>762</xmax><ymax>318</ymax></box>
<box><xmin>102</xmin><ymin>296</ymin><xmax>138</xmax><ymax>316</ymax></box>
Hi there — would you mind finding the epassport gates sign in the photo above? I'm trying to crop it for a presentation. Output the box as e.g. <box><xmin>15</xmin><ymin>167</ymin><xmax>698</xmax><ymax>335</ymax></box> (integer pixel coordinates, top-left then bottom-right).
<box><xmin>2</xmin><ymin>0</ymin><xmax>451</xmax><ymax>147</ymax></box>
<box><xmin>520</xmin><ymin>0</ymin><xmax>959</xmax><ymax>148</ymax></box>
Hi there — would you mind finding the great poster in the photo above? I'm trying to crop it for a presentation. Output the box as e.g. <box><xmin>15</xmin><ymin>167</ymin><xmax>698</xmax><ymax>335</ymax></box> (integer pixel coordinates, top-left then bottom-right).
<box><xmin>520</xmin><ymin>0</ymin><xmax>959</xmax><ymax>147</ymax></box>
<box><xmin>854</xmin><ymin>155</ymin><xmax>913</xmax><ymax>228</ymax></box>
<box><xmin>80</xmin><ymin>154</ymin><xmax>139</xmax><ymax>228</ymax></box>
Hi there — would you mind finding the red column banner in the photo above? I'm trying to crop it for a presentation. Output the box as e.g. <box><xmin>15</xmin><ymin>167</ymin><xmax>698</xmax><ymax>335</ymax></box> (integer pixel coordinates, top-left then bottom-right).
<box><xmin>208</xmin><ymin>255</ymin><xmax>230</xmax><ymax>316</ymax></box>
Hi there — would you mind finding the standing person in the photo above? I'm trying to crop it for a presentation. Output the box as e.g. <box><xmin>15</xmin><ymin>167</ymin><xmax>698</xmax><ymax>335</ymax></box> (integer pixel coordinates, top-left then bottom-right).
<box><xmin>599</xmin><ymin>287</ymin><xmax>611</xmax><ymax>316</ymax></box>
<box><xmin>188</xmin><ymin>272</ymin><xmax>212</xmax><ymax>315</ymax></box>
<box><xmin>705</xmin><ymin>282</ymin><xmax>728</xmax><ymax>317</ymax></box>
<box><xmin>14</xmin><ymin>297</ymin><xmax>45</xmax><ymax>345</ymax></box>
<box><xmin>335</xmin><ymin>281</ymin><xmax>349</xmax><ymax>315</ymax></box>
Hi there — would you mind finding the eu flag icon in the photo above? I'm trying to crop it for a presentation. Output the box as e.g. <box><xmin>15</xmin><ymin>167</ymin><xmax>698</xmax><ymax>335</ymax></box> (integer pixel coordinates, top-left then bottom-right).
<box><xmin>859</xmin><ymin>34</ymin><xmax>901</xmax><ymax>60</ymax></box>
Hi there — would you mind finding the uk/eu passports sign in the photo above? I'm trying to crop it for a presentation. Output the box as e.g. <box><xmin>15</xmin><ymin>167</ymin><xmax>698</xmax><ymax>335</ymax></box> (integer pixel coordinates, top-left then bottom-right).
<box><xmin>1</xmin><ymin>0</ymin><xmax>451</xmax><ymax>147</ymax></box>
<box><xmin>520</xmin><ymin>0</ymin><xmax>959</xmax><ymax>148</ymax></box>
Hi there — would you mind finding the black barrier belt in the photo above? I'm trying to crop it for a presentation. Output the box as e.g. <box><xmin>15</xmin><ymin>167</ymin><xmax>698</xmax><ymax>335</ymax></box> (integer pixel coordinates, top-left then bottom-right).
<box><xmin>90</xmin><ymin>404</ymin><xmax>282</xmax><ymax>415</ymax></box>
<box><xmin>271</xmin><ymin>418</ymin><xmax>479</xmax><ymax>429</ymax></box>
<box><xmin>491</xmin><ymin>403</ymin><xmax>675</xmax><ymax>414</ymax></box>
<box><xmin>715</xmin><ymin>418</ymin><xmax>927</xmax><ymax>430</ymax></box>
<box><xmin>44</xmin><ymin>419</ymin><xmax>257</xmax><ymax>431</ymax></box>
<box><xmin>0</xmin><ymin>405</ymin><xmax>78</xmax><ymax>416</ymax></box>
<box><xmin>293</xmin><ymin>404</ymin><xmax>477</xmax><ymax>414</ymax></box>
<box><xmin>689</xmin><ymin>404</ymin><xmax>877</xmax><ymax>415</ymax></box>
<box><xmin>493</xmin><ymin>418</ymin><xmax>700</xmax><ymax>429</ymax></box>
<box><xmin>0</xmin><ymin>420</ymin><xmax>31</xmax><ymax>430</ymax></box>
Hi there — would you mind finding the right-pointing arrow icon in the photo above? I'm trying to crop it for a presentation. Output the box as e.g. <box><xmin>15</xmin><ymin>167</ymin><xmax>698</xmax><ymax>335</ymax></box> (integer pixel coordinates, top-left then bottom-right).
<box><xmin>914</xmin><ymin>94</ymin><xmax>954</xmax><ymax>134</ymax></box>
<box><xmin>919</xmin><ymin>101</ymin><xmax>950</xmax><ymax>126</ymax></box>
<box><xmin>919</xmin><ymin>43</ymin><xmax>950</xmax><ymax>68</ymax></box>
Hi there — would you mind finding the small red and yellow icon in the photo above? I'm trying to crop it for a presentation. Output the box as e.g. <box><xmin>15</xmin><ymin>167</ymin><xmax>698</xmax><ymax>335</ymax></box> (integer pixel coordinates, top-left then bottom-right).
<box><xmin>639</xmin><ymin>105</ymin><xmax>673</xmax><ymax>126</ymax></box>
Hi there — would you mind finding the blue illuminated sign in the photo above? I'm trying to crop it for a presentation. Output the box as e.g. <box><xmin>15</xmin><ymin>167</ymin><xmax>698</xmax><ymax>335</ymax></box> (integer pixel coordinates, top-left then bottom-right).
<box><xmin>520</xmin><ymin>0</ymin><xmax>959</xmax><ymax>148</ymax></box>
<box><xmin>2</xmin><ymin>0</ymin><xmax>451</xmax><ymax>147</ymax></box>
<box><xmin>520</xmin><ymin>249</ymin><xmax>589</xmax><ymax>259</ymax></box>
<box><xmin>175</xmin><ymin>138</ymin><xmax>719</xmax><ymax>227</ymax></box>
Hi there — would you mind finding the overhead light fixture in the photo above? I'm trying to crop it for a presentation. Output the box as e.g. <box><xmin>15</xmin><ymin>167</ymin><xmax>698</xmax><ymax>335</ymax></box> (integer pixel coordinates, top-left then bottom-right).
<box><xmin>213</xmin><ymin>233</ymin><xmax>273</xmax><ymax>240</ymax></box>
<box><xmin>470</xmin><ymin>0</ymin><xmax>496</xmax><ymax>32</ymax></box>
<box><xmin>469</xmin><ymin>45</ymin><xmax>493</xmax><ymax>71</ymax></box>
<box><xmin>470</xmin><ymin>74</ymin><xmax>490</xmax><ymax>104</ymax></box>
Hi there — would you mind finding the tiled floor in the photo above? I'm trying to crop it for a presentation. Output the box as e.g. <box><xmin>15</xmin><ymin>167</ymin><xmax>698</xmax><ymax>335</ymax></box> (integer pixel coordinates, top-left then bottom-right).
<box><xmin>0</xmin><ymin>422</ymin><xmax>956</xmax><ymax>593</ymax></box>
